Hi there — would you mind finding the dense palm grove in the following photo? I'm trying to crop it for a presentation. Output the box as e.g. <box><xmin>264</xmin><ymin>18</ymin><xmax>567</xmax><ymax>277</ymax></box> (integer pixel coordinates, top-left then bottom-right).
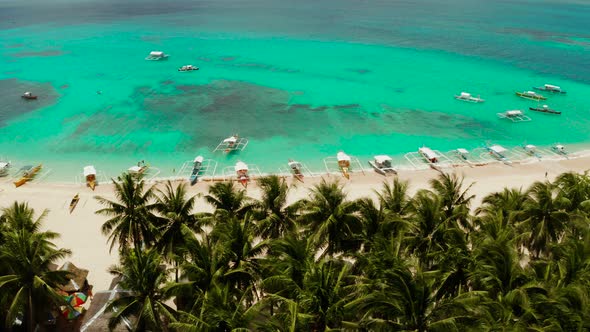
<box><xmin>2</xmin><ymin>171</ymin><xmax>590</xmax><ymax>331</ymax></box>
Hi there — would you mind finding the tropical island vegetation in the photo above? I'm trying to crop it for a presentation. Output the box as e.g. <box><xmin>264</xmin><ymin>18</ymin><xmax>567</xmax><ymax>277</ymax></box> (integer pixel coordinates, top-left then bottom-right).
<box><xmin>2</xmin><ymin>171</ymin><xmax>590</xmax><ymax>331</ymax></box>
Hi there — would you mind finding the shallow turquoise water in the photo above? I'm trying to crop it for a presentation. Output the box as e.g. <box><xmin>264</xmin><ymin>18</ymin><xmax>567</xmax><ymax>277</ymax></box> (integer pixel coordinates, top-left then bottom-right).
<box><xmin>0</xmin><ymin>0</ymin><xmax>589</xmax><ymax>181</ymax></box>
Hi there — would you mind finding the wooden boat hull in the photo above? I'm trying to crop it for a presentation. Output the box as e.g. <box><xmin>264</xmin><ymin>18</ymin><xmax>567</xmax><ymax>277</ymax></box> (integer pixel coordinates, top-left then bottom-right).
<box><xmin>69</xmin><ymin>195</ymin><xmax>80</xmax><ymax>214</ymax></box>
<box><xmin>238</xmin><ymin>176</ymin><xmax>249</xmax><ymax>187</ymax></box>
<box><xmin>533</xmin><ymin>87</ymin><xmax>566</xmax><ymax>94</ymax></box>
<box><xmin>86</xmin><ymin>175</ymin><xmax>96</xmax><ymax>191</ymax></box>
<box><xmin>341</xmin><ymin>167</ymin><xmax>350</xmax><ymax>179</ymax></box>
<box><xmin>529</xmin><ymin>107</ymin><xmax>561</xmax><ymax>115</ymax></box>
<box><xmin>189</xmin><ymin>163</ymin><xmax>202</xmax><ymax>185</ymax></box>
<box><xmin>21</xmin><ymin>95</ymin><xmax>38</xmax><ymax>100</ymax></box>
<box><xmin>516</xmin><ymin>92</ymin><xmax>546</xmax><ymax>100</ymax></box>
<box><xmin>14</xmin><ymin>164</ymin><xmax>42</xmax><ymax>188</ymax></box>
<box><xmin>293</xmin><ymin>173</ymin><xmax>304</xmax><ymax>182</ymax></box>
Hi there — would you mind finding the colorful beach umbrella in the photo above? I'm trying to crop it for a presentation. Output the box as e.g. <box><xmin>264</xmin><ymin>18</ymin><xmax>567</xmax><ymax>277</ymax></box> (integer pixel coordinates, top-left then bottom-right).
<box><xmin>61</xmin><ymin>306</ymin><xmax>81</xmax><ymax>320</ymax></box>
<box><xmin>69</xmin><ymin>292</ymin><xmax>88</xmax><ymax>307</ymax></box>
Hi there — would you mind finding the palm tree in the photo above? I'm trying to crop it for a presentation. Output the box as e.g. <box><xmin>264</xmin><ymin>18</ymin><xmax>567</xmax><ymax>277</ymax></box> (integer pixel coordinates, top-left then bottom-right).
<box><xmin>298</xmin><ymin>179</ymin><xmax>362</xmax><ymax>256</ymax></box>
<box><xmin>429</xmin><ymin>172</ymin><xmax>475</xmax><ymax>230</ymax></box>
<box><xmin>476</xmin><ymin>187</ymin><xmax>528</xmax><ymax>222</ymax></box>
<box><xmin>1</xmin><ymin>201</ymin><xmax>48</xmax><ymax>232</ymax></box>
<box><xmin>519</xmin><ymin>181</ymin><xmax>570</xmax><ymax>258</ymax></box>
<box><xmin>253</xmin><ymin>175</ymin><xmax>298</xmax><ymax>240</ymax></box>
<box><xmin>95</xmin><ymin>172</ymin><xmax>158</xmax><ymax>252</ymax></box>
<box><xmin>0</xmin><ymin>210</ymin><xmax>71</xmax><ymax>332</ymax></box>
<box><xmin>204</xmin><ymin>181</ymin><xmax>252</xmax><ymax>219</ymax></box>
<box><xmin>154</xmin><ymin>180</ymin><xmax>201</xmax><ymax>282</ymax></box>
<box><xmin>105</xmin><ymin>248</ymin><xmax>176</xmax><ymax>331</ymax></box>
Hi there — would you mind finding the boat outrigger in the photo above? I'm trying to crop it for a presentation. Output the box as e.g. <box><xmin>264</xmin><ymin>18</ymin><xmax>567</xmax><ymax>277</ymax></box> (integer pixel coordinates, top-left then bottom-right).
<box><xmin>533</xmin><ymin>84</ymin><xmax>566</xmax><ymax>94</ymax></box>
<box><xmin>337</xmin><ymin>151</ymin><xmax>351</xmax><ymax>179</ymax></box>
<box><xmin>214</xmin><ymin>134</ymin><xmax>248</xmax><ymax>153</ymax></box>
<box><xmin>529</xmin><ymin>105</ymin><xmax>561</xmax><ymax>115</ymax></box>
<box><xmin>189</xmin><ymin>156</ymin><xmax>204</xmax><ymax>185</ymax></box>
<box><xmin>235</xmin><ymin>161</ymin><xmax>250</xmax><ymax>187</ymax></box>
<box><xmin>497</xmin><ymin>110</ymin><xmax>531</xmax><ymax>122</ymax></box>
<box><xmin>288</xmin><ymin>159</ymin><xmax>305</xmax><ymax>182</ymax></box>
<box><xmin>145</xmin><ymin>51</ymin><xmax>169</xmax><ymax>61</ymax></box>
<box><xmin>516</xmin><ymin>91</ymin><xmax>546</xmax><ymax>101</ymax></box>
<box><xmin>454</xmin><ymin>92</ymin><xmax>484</xmax><ymax>103</ymax></box>
<box><xmin>84</xmin><ymin>165</ymin><xmax>97</xmax><ymax>191</ymax></box>
<box><xmin>69</xmin><ymin>194</ymin><xmax>80</xmax><ymax>214</ymax></box>
<box><xmin>178</xmin><ymin>65</ymin><xmax>199</xmax><ymax>72</ymax></box>
<box><xmin>368</xmin><ymin>155</ymin><xmax>397</xmax><ymax>175</ymax></box>
<box><xmin>0</xmin><ymin>161</ymin><xmax>10</xmax><ymax>176</ymax></box>
<box><xmin>128</xmin><ymin>161</ymin><xmax>148</xmax><ymax>175</ymax></box>
<box><xmin>21</xmin><ymin>91</ymin><xmax>37</xmax><ymax>100</ymax></box>
<box><xmin>14</xmin><ymin>164</ymin><xmax>42</xmax><ymax>187</ymax></box>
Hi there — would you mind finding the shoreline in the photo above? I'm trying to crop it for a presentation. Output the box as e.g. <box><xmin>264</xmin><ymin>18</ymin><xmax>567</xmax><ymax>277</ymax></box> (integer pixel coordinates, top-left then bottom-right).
<box><xmin>2</xmin><ymin>153</ymin><xmax>590</xmax><ymax>292</ymax></box>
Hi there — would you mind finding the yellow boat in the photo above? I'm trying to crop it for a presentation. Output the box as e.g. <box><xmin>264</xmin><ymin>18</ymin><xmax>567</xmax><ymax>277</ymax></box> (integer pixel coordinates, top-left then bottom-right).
<box><xmin>69</xmin><ymin>194</ymin><xmax>80</xmax><ymax>214</ymax></box>
<box><xmin>14</xmin><ymin>164</ymin><xmax>42</xmax><ymax>188</ymax></box>
<box><xmin>337</xmin><ymin>152</ymin><xmax>351</xmax><ymax>179</ymax></box>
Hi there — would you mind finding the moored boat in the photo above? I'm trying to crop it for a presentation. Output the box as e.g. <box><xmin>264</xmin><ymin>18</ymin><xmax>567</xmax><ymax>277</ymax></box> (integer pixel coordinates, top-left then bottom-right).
<box><xmin>69</xmin><ymin>194</ymin><xmax>80</xmax><ymax>214</ymax></box>
<box><xmin>497</xmin><ymin>110</ymin><xmax>531</xmax><ymax>122</ymax></box>
<box><xmin>84</xmin><ymin>165</ymin><xmax>97</xmax><ymax>190</ymax></box>
<box><xmin>337</xmin><ymin>151</ymin><xmax>351</xmax><ymax>179</ymax></box>
<box><xmin>0</xmin><ymin>161</ymin><xmax>10</xmax><ymax>176</ymax></box>
<box><xmin>454</xmin><ymin>148</ymin><xmax>470</xmax><ymax>161</ymax></box>
<box><xmin>418</xmin><ymin>147</ymin><xmax>438</xmax><ymax>164</ymax></box>
<box><xmin>128</xmin><ymin>161</ymin><xmax>148</xmax><ymax>175</ymax></box>
<box><xmin>235</xmin><ymin>161</ymin><xmax>250</xmax><ymax>187</ymax></box>
<box><xmin>368</xmin><ymin>155</ymin><xmax>397</xmax><ymax>175</ymax></box>
<box><xmin>454</xmin><ymin>92</ymin><xmax>484</xmax><ymax>103</ymax></box>
<box><xmin>288</xmin><ymin>159</ymin><xmax>305</xmax><ymax>182</ymax></box>
<box><xmin>533</xmin><ymin>84</ymin><xmax>566</xmax><ymax>94</ymax></box>
<box><xmin>523</xmin><ymin>144</ymin><xmax>537</xmax><ymax>155</ymax></box>
<box><xmin>529</xmin><ymin>105</ymin><xmax>561</xmax><ymax>115</ymax></box>
<box><xmin>551</xmin><ymin>144</ymin><xmax>567</xmax><ymax>155</ymax></box>
<box><xmin>516</xmin><ymin>90</ymin><xmax>546</xmax><ymax>101</ymax></box>
<box><xmin>178</xmin><ymin>65</ymin><xmax>199</xmax><ymax>72</ymax></box>
<box><xmin>14</xmin><ymin>164</ymin><xmax>42</xmax><ymax>188</ymax></box>
<box><xmin>145</xmin><ymin>51</ymin><xmax>169</xmax><ymax>61</ymax></box>
<box><xmin>190</xmin><ymin>156</ymin><xmax>204</xmax><ymax>185</ymax></box>
<box><xmin>486</xmin><ymin>145</ymin><xmax>511</xmax><ymax>164</ymax></box>
<box><xmin>21</xmin><ymin>91</ymin><xmax>38</xmax><ymax>100</ymax></box>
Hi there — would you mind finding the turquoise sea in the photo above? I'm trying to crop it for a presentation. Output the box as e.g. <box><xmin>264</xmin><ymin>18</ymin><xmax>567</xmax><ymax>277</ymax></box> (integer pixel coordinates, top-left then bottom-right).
<box><xmin>1</xmin><ymin>0</ymin><xmax>589</xmax><ymax>182</ymax></box>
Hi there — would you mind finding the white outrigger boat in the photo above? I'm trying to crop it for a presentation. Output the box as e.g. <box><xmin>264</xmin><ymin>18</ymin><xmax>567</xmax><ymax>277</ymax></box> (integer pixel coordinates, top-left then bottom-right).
<box><xmin>533</xmin><ymin>84</ymin><xmax>566</xmax><ymax>94</ymax></box>
<box><xmin>128</xmin><ymin>161</ymin><xmax>149</xmax><ymax>175</ymax></box>
<box><xmin>486</xmin><ymin>145</ymin><xmax>511</xmax><ymax>164</ymax></box>
<box><xmin>551</xmin><ymin>144</ymin><xmax>568</xmax><ymax>156</ymax></box>
<box><xmin>235</xmin><ymin>161</ymin><xmax>250</xmax><ymax>187</ymax></box>
<box><xmin>454</xmin><ymin>92</ymin><xmax>484</xmax><ymax>103</ymax></box>
<box><xmin>83</xmin><ymin>165</ymin><xmax>97</xmax><ymax>190</ymax></box>
<box><xmin>497</xmin><ymin>110</ymin><xmax>531</xmax><ymax>122</ymax></box>
<box><xmin>0</xmin><ymin>161</ymin><xmax>10</xmax><ymax>176</ymax></box>
<box><xmin>214</xmin><ymin>134</ymin><xmax>248</xmax><ymax>153</ymax></box>
<box><xmin>454</xmin><ymin>148</ymin><xmax>470</xmax><ymax>161</ymax></box>
<box><xmin>368</xmin><ymin>155</ymin><xmax>397</xmax><ymax>175</ymax></box>
<box><xmin>288</xmin><ymin>159</ymin><xmax>305</xmax><ymax>182</ymax></box>
<box><xmin>337</xmin><ymin>151</ymin><xmax>351</xmax><ymax>179</ymax></box>
<box><xmin>189</xmin><ymin>156</ymin><xmax>204</xmax><ymax>185</ymax></box>
<box><xmin>145</xmin><ymin>51</ymin><xmax>169</xmax><ymax>61</ymax></box>
<box><xmin>523</xmin><ymin>144</ymin><xmax>541</xmax><ymax>159</ymax></box>
<box><xmin>516</xmin><ymin>90</ymin><xmax>546</xmax><ymax>101</ymax></box>
<box><xmin>178</xmin><ymin>64</ymin><xmax>199</xmax><ymax>72</ymax></box>
<box><xmin>419</xmin><ymin>147</ymin><xmax>439</xmax><ymax>164</ymax></box>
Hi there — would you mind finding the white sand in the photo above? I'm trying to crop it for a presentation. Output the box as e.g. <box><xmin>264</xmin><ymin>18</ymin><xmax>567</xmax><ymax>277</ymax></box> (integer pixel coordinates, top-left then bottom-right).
<box><xmin>1</xmin><ymin>155</ymin><xmax>589</xmax><ymax>291</ymax></box>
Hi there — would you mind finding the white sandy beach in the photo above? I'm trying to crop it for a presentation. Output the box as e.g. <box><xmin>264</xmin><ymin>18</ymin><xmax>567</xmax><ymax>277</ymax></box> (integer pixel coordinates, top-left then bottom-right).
<box><xmin>1</xmin><ymin>154</ymin><xmax>589</xmax><ymax>292</ymax></box>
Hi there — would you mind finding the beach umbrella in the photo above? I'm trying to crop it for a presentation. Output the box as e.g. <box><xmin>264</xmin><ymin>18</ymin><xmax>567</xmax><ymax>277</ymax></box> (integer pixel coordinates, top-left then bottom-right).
<box><xmin>69</xmin><ymin>292</ymin><xmax>88</xmax><ymax>307</ymax></box>
<box><xmin>61</xmin><ymin>306</ymin><xmax>81</xmax><ymax>320</ymax></box>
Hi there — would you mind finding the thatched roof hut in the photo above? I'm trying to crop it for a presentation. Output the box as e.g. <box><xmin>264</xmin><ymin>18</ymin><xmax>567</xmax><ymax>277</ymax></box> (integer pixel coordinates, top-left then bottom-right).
<box><xmin>59</xmin><ymin>261</ymin><xmax>90</xmax><ymax>293</ymax></box>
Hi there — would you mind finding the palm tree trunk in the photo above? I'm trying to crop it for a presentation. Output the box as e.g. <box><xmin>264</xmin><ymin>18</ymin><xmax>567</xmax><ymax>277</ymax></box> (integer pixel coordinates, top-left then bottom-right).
<box><xmin>27</xmin><ymin>288</ymin><xmax>33</xmax><ymax>332</ymax></box>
